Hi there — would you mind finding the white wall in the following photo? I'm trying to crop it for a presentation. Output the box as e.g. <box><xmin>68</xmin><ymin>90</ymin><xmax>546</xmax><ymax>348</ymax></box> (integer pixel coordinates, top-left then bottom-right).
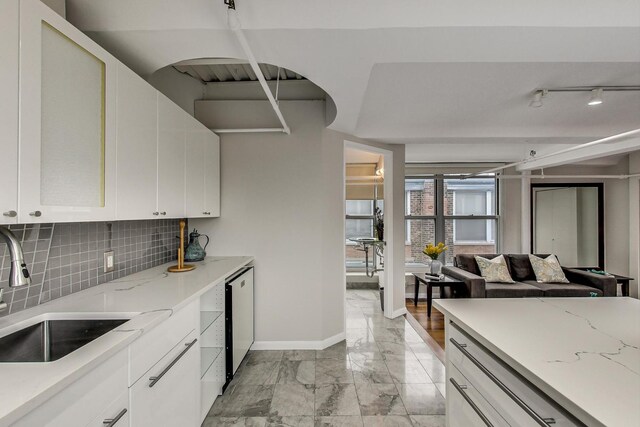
<box><xmin>147</xmin><ymin>66</ymin><xmax>204</xmax><ymax>116</ymax></box>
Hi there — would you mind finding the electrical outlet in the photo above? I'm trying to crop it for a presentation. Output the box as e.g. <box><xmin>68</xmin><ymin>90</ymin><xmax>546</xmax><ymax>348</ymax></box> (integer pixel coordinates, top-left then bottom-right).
<box><xmin>104</xmin><ymin>251</ymin><xmax>115</xmax><ymax>273</ymax></box>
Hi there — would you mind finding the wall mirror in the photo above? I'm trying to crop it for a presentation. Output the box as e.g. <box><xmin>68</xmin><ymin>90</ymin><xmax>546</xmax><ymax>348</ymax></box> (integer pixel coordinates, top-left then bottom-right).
<box><xmin>531</xmin><ymin>183</ymin><xmax>604</xmax><ymax>269</ymax></box>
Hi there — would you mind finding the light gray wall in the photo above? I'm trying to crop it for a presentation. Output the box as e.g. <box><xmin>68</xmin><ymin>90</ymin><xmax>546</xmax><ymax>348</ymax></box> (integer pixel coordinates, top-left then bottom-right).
<box><xmin>577</xmin><ymin>187</ymin><xmax>599</xmax><ymax>266</ymax></box>
<box><xmin>147</xmin><ymin>66</ymin><xmax>204</xmax><ymax>117</ymax></box>
<box><xmin>191</xmin><ymin>100</ymin><xmax>345</xmax><ymax>346</ymax></box>
<box><xmin>629</xmin><ymin>152</ymin><xmax>640</xmax><ymax>297</ymax></box>
<box><xmin>499</xmin><ymin>167</ymin><xmax>523</xmax><ymax>253</ymax></box>
<box><xmin>190</xmin><ymin>99</ymin><xmax>405</xmax><ymax>346</ymax></box>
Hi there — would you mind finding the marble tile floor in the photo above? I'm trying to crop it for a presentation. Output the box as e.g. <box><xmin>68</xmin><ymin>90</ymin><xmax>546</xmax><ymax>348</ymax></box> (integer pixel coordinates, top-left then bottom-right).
<box><xmin>203</xmin><ymin>290</ymin><xmax>446</xmax><ymax>427</ymax></box>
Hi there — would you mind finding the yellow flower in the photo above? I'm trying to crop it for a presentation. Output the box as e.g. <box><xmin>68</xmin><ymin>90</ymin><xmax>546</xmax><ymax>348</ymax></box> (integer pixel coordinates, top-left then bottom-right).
<box><xmin>422</xmin><ymin>242</ymin><xmax>447</xmax><ymax>260</ymax></box>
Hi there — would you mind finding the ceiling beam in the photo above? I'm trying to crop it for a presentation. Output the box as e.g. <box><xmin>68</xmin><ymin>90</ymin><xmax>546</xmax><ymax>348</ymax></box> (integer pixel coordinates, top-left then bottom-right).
<box><xmin>191</xmin><ymin>66</ymin><xmax>213</xmax><ymax>82</ymax></box>
<box><xmin>208</xmin><ymin>65</ymin><xmax>227</xmax><ymax>82</ymax></box>
<box><xmin>517</xmin><ymin>136</ymin><xmax>640</xmax><ymax>171</ymax></box>
<box><xmin>259</xmin><ymin>64</ymin><xmax>272</xmax><ymax>80</ymax></box>
<box><xmin>225</xmin><ymin>64</ymin><xmax>243</xmax><ymax>81</ymax></box>
<box><xmin>242</xmin><ymin>63</ymin><xmax>257</xmax><ymax>80</ymax></box>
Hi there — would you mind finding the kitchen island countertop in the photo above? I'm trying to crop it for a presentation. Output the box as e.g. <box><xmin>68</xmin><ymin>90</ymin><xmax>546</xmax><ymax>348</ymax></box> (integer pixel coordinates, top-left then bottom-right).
<box><xmin>435</xmin><ymin>297</ymin><xmax>640</xmax><ymax>427</ymax></box>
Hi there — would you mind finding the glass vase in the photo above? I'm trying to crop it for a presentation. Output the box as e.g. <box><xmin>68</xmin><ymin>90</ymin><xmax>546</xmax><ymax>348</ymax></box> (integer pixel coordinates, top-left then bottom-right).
<box><xmin>430</xmin><ymin>259</ymin><xmax>442</xmax><ymax>275</ymax></box>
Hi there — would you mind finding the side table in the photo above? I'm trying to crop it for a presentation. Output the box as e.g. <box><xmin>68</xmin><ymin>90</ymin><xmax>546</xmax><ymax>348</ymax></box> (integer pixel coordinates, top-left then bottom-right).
<box><xmin>412</xmin><ymin>273</ymin><xmax>464</xmax><ymax>317</ymax></box>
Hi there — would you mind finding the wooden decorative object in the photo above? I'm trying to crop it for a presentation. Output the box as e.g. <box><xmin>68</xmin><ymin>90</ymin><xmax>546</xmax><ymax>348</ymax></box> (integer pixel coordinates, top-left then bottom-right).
<box><xmin>168</xmin><ymin>219</ymin><xmax>196</xmax><ymax>273</ymax></box>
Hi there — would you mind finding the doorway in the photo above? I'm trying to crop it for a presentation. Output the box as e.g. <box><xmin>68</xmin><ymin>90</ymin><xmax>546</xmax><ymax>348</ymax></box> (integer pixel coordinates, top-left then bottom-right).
<box><xmin>344</xmin><ymin>141</ymin><xmax>397</xmax><ymax>318</ymax></box>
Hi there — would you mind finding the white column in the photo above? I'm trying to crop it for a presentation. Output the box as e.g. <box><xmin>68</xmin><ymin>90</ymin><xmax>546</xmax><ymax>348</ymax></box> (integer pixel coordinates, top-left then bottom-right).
<box><xmin>521</xmin><ymin>171</ymin><xmax>532</xmax><ymax>253</ymax></box>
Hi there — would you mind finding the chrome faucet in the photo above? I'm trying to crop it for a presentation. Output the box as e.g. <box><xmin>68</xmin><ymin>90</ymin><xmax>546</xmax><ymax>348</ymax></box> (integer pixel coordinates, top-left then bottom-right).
<box><xmin>0</xmin><ymin>227</ymin><xmax>31</xmax><ymax>288</ymax></box>
<box><xmin>0</xmin><ymin>226</ymin><xmax>31</xmax><ymax>311</ymax></box>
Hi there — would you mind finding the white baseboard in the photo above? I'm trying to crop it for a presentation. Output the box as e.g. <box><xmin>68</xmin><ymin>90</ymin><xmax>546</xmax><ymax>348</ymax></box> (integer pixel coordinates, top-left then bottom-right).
<box><xmin>391</xmin><ymin>307</ymin><xmax>407</xmax><ymax>317</ymax></box>
<box><xmin>251</xmin><ymin>331</ymin><xmax>346</xmax><ymax>351</ymax></box>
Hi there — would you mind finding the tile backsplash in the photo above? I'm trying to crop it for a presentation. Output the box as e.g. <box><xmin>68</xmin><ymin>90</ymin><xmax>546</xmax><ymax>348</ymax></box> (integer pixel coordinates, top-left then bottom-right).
<box><xmin>0</xmin><ymin>219</ymin><xmax>181</xmax><ymax>317</ymax></box>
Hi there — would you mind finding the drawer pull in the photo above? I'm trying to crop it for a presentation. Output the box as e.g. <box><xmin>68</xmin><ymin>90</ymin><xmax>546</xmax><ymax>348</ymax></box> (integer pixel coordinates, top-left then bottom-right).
<box><xmin>450</xmin><ymin>377</ymin><xmax>494</xmax><ymax>427</ymax></box>
<box><xmin>149</xmin><ymin>338</ymin><xmax>198</xmax><ymax>388</ymax></box>
<box><xmin>2</xmin><ymin>210</ymin><xmax>17</xmax><ymax>217</ymax></box>
<box><xmin>450</xmin><ymin>338</ymin><xmax>556</xmax><ymax>426</ymax></box>
<box><xmin>103</xmin><ymin>408</ymin><xmax>127</xmax><ymax>426</ymax></box>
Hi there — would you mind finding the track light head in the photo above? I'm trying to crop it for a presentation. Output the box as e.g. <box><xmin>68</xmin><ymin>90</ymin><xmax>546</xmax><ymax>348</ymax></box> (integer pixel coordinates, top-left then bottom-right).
<box><xmin>529</xmin><ymin>90</ymin><xmax>546</xmax><ymax>108</ymax></box>
<box><xmin>588</xmin><ymin>88</ymin><xmax>603</xmax><ymax>106</ymax></box>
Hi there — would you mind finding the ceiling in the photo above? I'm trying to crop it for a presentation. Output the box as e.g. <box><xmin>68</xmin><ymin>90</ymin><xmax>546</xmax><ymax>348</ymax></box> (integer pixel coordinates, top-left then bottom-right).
<box><xmin>344</xmin><ymin>148</ymin><xmax>381</xmax><ymax>164</ymax></box>
<box><xmin>65</xmin><ymin>0</ymin><xmax>640</xmax><ymax>162</ymax></box>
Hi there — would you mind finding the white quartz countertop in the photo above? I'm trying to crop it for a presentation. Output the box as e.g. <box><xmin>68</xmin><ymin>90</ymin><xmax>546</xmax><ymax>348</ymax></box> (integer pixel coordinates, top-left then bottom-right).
<box><xmin>434</xmin><ymin>297</ymin><xmax>640</xmax><ymax>427</ymax></box>
<box><xmin>0</xmin><ymin>256</ymin><xmax>253</xmax><ymax>425</ymax></box>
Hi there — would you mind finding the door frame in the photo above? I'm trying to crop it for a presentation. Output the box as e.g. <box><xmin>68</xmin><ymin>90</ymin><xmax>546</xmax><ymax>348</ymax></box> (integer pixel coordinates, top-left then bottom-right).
<box><xmin>344</xmin><ymin>141</ymin><xmax>398</xmax><ymax>318</ymax></box>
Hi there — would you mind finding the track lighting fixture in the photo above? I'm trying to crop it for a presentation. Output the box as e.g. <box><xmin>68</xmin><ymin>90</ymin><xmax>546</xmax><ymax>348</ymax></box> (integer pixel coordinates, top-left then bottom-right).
<box><xmin>528</xmin><ymin>85</ymin><xmax>639</xmax><ymax>108</ymax></box>
<box><xmin>588</xmin><ymin>88</ymin><xmax>603</xmax><ymax>106</ymax></box>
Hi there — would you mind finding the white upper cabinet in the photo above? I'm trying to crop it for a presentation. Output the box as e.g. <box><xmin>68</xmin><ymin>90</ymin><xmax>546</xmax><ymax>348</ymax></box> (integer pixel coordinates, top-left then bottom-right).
<box><xmin>157</xmin><ymin>93</ymin><xmax>187</xmax><ymax>218</ymax></box>
<box><xmin>0</xmin><ymin>0</ymin><xmax>19</xmax><ymax>225</ymax></box>
<box><xmin>18</xmin><ymin>0</ymin><xmax>117</xmax><ymax>223</ymax></box>
<box><xmin>116</xmin><ymin>64</ymin><xmax>159</xmax><ymax>220</ymax></box>
<box><xmin>185</xmin><ymin>116</ymin><xmax>220</xmax><ymax>219</ymax></box>
<box><xmin>185</xmin><ymin>118</ymin><xmax>206</xmax><ymax>218</ymax></box>
<box><xmin>2</xmin><ymin>0</ymin><xmax>219</xmax><ymax>224</ymax></box>
<box><xmin>203</xmin><ymin>132</ymin><xmax>221</xmax><ymax>217</ymax></box>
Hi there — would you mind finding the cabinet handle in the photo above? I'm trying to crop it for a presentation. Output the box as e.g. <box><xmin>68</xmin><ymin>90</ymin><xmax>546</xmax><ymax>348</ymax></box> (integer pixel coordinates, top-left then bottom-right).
<box><xmin>103</xmin><ymin>408</ymin><xmax>127</xmax><ymax>426</ymax></box>
<box><xmin>149</xmin><ymin>338</ymin><xmax>197</xmax><ymax>388</ymax></box>
<box><xmin>160</xmin><ymin>211</ymin><xmax>167</xmax><ymax>216</ymax></box>
<box><xmin>153</xmin><ymin>212</ymin><xmax>159</xmax><ymax>216</ymax></box>
<box><xmin>203</xmin><ymin>211</ymin><xmax>211</xmax><ymax>215</ymax></box>
<box><xmin>450</xmin><ymin>377</ymin><xmax>494</xmax><ymax>427</ymax></box>
<box><xmin>2</xmin><ymin>211</ymin><xmax>17</xmax><ymax>217</ymax></box>
<box><xmin>29</xmin><ymin>211</ymin><xmax>42</xmax><ymax>217</ymax></box>
<box><xmin>450</xmin><ymin>338</ymin><xmax>556</xmax><ymax>426</ymax></box>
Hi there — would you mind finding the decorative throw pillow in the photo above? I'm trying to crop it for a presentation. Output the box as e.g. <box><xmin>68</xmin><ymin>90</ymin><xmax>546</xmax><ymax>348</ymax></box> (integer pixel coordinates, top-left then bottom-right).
<box><xmin>474</xmin><ymin>255</ymin><xmax>515</xmax><ymax>283</ymax></box>
<box><xmin>528</xmin><ymin>254</ymin><xmax>570</xmax><ymax>283</ymax></box>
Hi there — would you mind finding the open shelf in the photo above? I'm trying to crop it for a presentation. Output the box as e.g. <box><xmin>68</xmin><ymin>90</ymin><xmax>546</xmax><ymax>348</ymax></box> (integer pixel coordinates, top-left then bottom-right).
<box><xmin>201</xmin><ymin>346</ymin><xmax>223</xmax><ymax>379</ymax></box>
<box><xmin>200</xmin><ymin>310</ymin><xmax>223</xmax><ymax>335</ymax></box>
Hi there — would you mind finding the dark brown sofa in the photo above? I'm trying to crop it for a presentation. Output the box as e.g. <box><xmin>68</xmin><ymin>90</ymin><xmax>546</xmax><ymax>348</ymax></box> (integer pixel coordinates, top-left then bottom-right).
<box><xmin>442</xmin><ymin>254</ymin><xmax>617</xmax><ymax>298</ymax></box>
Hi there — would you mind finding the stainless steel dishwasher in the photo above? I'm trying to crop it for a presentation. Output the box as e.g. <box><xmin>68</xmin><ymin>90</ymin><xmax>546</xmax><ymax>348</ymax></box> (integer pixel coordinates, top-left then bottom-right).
<box><xmin>224</xmin><ymin>266</ymin><xmax>254</xmax><ymax>390</ymax></box>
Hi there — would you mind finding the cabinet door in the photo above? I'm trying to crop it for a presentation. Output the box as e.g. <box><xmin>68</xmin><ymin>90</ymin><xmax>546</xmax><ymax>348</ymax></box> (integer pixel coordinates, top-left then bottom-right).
<box><xmin>130</xmin><ymin>331</ymin><xmax>200</xmax><ymax>427</ymax></box>
<box><xmin>86</xmin><ymin>391</ymin><xmax>129</xmax><ymax>427</ymax></box>
<box><xmin>13</xmin><ymin>349</ymin><xmax>128</xmax><ymax>427</ymax></box>
<box><xmin>116</xmin><ymin>64</ymin><xmax>158</xmax><ymax>220</ymax></box>
<box><xmin>157</xmin><ymin>93</ymin><xmax>186</xmax><ymax>218</ymax></box>
<box><xmin>0</xmin><ymin>0</ymin><xmax>19</xmax><ymax>224</ymax></box>
<box><xmin>18</xmin><ymin>0</ymin><xmax>117</xmax><ymax>223</ymax></box>
<box><xmin>185</xmin><ymin>119</ymin><xmax>206</xmax><ymax>218</ymax></box>
<box><xmin>203</xmin><ymin>131</ymin><xmax>220</xmax><ymax>217</ymax></box>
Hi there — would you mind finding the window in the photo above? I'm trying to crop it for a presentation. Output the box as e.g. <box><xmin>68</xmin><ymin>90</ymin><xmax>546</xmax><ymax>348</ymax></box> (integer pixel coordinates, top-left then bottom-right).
<box><xmin>345</xmin><ymin>199</ymin><xmax>381</xmax><ymax>269</ymax></box>
<box><xmin>447</xmin><ymin>178</ymin><xmax>495</xmax><ymax>244</ymax></box>
<box><xmin>403</xmin><ymin>179</ymin><xmax>436</xmax><ymax>264</ymax></box>
<box><xmin>405</xmin><ymin>175</ymin><xmax>498</xmax><ymax>265</ymax></box>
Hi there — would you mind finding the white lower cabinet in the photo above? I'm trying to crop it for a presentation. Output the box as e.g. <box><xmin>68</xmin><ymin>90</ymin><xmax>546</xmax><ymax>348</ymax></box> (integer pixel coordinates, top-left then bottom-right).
<box><xmin>10</xmin><ymin>269</ymin><xmax>251</xmax><ymax>426</ymax></box>
<box><xmin>446</xmin><ymin>322</ymin><xmax>582</xmax><ymax>427</ymax></box>
<box><xmin>129</xmin><ymin>330</ymin><xmax>200</xmax><ymax>427</ymax></box>
<box><xmin>87</xmin><ymin>391</ymin><xmax>130</xmax><ymax>427</ymax></box>
<box><xmin>13</xmin><ymin>349</ymin><xmax>129</xmax><ymax>427</ymax></box>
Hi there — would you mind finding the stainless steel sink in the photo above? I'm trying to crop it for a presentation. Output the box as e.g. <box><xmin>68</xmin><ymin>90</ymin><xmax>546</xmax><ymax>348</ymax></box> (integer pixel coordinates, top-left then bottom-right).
<box><xmin>0</xmin><ymin>318</ymin><xmax>129</xmax><ymax>362</ymax></box>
